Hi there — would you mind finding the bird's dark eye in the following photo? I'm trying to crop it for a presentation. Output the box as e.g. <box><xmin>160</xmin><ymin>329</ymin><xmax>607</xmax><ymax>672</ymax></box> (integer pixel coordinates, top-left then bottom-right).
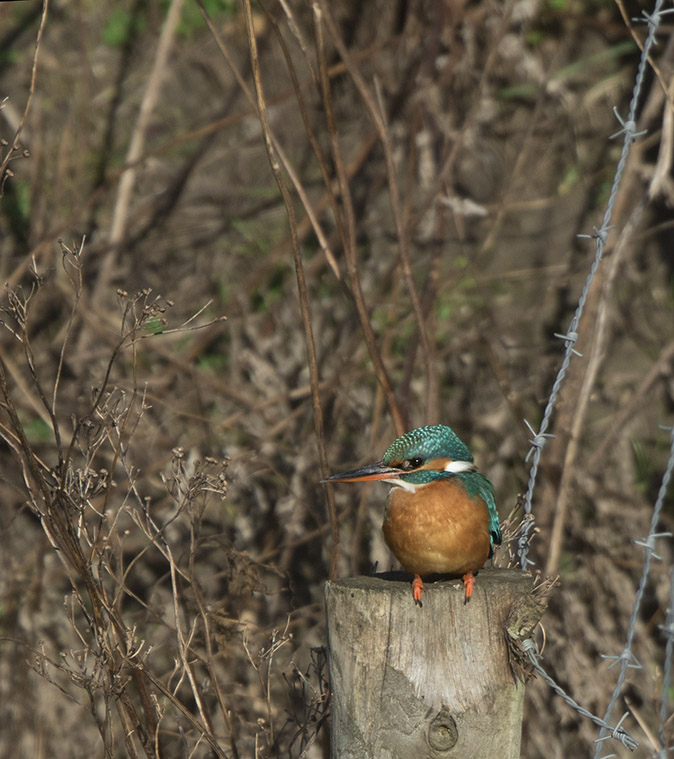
<box><xmin>402</xmin><ymin>457</ymin><xmax>423</xmax><ymax>470</ymax></box>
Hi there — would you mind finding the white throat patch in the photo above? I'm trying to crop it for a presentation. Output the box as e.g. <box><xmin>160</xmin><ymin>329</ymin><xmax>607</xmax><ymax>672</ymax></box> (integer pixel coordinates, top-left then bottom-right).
<box><xmin>383</xmin><ymin>478</ymin><xmax>417</xmax><ymax>493</ymax></box>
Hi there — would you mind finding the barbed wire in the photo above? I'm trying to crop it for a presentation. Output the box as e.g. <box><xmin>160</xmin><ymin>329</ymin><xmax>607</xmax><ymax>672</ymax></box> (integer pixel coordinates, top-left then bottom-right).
<box><xmin>592</xmin><ymin>424</ymin><xmax>674</xmax><ymax>758</ymax></box>
<box><xmin>508</xmin><ymin>1</ymin><xmax>674</xmax><ymax>753</ymax></box>
<box><xmin>516</xmin><ymin>0</ymin><xmax>668</xmax><ymax>571</ymax></box>
<box><xmin>520</xmin><ymin>424</ymin><xmax>673</xmax><ymax>758</ymax></box>
<box><xmin>522</xmin><ymin>640</ymin><xmax>638</xmax><ymax>752</ymax></box>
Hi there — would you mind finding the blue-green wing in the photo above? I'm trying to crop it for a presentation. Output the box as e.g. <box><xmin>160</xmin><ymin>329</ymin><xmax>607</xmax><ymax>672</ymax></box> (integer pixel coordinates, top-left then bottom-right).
<box><xmin>459</xmin><ymin>471</ymin><xmax>502</xmax><ymax>548</ymax></box>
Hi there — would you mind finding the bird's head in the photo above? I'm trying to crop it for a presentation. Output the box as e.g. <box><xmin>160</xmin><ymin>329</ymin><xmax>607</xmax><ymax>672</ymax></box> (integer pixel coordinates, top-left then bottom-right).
<box><xmin>324</xmin><ymin>425</ymin><xmax>477</xmax><ymax>491</ymax></box>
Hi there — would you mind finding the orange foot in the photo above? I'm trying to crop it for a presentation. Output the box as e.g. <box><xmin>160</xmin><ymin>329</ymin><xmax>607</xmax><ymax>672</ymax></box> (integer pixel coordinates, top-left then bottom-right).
<box><xmin>412</xmin><ymin>574</ymin><xmax>424</xmax><ymax>605</ymax></box>
<box><xmin>462</xmin><ymin>571</ymin><xmax>475</xmax><ymax>602</ymax></box>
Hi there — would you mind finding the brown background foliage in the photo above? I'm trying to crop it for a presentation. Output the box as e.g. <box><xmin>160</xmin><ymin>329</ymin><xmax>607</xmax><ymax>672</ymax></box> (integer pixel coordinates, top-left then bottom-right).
<box><xmin>0</xmin><ymin>1</ymin><xmax>673</xmax><ymax>757</ymax></box>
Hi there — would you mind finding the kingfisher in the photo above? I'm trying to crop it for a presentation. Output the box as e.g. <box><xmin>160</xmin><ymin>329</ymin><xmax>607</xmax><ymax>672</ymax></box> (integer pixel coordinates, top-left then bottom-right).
<box><xmin>325</xmin><ymin>425</ymin><xmax>501</xmax><ymax>604</ymax></box>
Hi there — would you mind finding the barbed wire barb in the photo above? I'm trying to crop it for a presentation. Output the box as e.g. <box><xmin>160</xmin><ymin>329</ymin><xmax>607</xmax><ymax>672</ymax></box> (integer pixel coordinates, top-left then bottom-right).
<box><xmin>599</xmin><ymin>648</ymin><xmax>641</xmax><ymax>671</ymax></box>
<box><xmin>609</xmin><ymin>107</ymin><xmax>647</xmax><ymax>141</ymax></box>
<box><xmin>577</xmin><ymin>225</ymin><xmax>613</xmax><ymax>244</ymax></box>
<box><xmin>632</xmin><ymin>7</ymin><xmax>674</xmax><ymax>36</ymax></box>
<box><xmin>517</xmin><ymin>0</ymin><xmax>667</xmax><ymax>570</ymax></box>
<box><xmin>633</xmin><ymin>531</ymin><xmax>672</xmax><ymax>561</ymax></box>
<box><xmin>553</xmin><ymin>331</ymin><xmax>582</xmax><ymax>357</ymax></box>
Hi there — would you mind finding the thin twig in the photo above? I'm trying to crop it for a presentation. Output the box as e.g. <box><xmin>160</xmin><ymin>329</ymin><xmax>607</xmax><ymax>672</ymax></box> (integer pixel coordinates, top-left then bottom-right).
<box><xmin>312</xmin><ymin>1</ymin><xmax>406</xmax><ymax>435</ymax></box>
<box><xmin>96</xmin><ymin>0</ymin><xmax>186</xmax><ymax>299</ymax></box>
<box><xmin>240</xmin><ymin>0</ymin><xmax>341</xmax><ymax>578</ymax></box>
<box><xmin>0</xmin><ymin>0</ymin><xmax>49</xmax><ymax>193</ymax></box>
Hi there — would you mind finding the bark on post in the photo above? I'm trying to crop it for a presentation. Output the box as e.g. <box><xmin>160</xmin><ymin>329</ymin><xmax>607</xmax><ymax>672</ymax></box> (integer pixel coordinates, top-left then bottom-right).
<box><xmin>325</xmin><ymin>567</ymin><xmax>536</xmax><ymax>759</ymax></box>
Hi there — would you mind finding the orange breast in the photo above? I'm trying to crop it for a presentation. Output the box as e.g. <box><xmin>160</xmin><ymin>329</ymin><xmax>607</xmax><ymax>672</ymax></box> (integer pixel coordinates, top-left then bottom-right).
<box><xmin>382</xmin><ymin>478</ymin><xmax>490</xmax><ymax>577</ymax></box>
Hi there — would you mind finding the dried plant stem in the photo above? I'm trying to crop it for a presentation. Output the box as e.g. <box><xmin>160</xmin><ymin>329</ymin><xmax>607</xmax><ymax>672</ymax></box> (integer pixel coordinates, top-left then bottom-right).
<box><xmin>314</xmin><ymin>12</ymin><xmax>438</xmax><ymax>424</ymax></box>
<box><xmin>0</xmin><ymin>0</ymin><xmax>48</xmax><ymax>191</ymax></box>
<box><xmin>241</xmin><ymin>0</ymin><xmax>340</xmax><ymax>578</ymax></box>
<box><xmin>312</xmin><ymin>2</ymin><xmax>405</xmax><ymax>435</ymax></box>
<box><xmin>96</xmin><ymin>0</ymin><xmax>186</xmax><ymax>299</ymax></box>
<box><xmin>6</xmin><ymin>30</ymin><xmax>391</xmax><ymax>290</ymax></box>
<box><xmin>260</xmin><ymin>0</ymin><xmax>342</xmax><ymax>278</ymax></box>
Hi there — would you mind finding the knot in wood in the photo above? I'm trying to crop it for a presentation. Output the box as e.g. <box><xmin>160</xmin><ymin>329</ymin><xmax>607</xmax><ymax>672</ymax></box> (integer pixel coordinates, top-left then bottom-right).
<box><xmin>427</xmin><ymin>706</ymin><xmax>458</xmax><ymax>751</ymax></box>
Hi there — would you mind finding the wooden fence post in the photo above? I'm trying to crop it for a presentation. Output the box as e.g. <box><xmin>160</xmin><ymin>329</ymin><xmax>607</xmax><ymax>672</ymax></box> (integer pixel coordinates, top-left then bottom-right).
<box><xmin>325</xmin><ymin>567</ymin><xmax>536</xmax><ymax>759</ymax></box>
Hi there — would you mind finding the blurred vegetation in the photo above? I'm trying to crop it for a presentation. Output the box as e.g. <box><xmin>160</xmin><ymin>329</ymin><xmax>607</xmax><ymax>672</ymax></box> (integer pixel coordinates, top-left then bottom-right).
<box><xmin>0</xmin><ymin>0</ymin><xmax>673</xmax><ymax>757</ymax></box>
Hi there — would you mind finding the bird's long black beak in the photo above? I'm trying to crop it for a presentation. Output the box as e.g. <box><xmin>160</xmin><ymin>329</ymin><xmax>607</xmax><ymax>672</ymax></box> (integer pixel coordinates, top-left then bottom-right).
<box><xmin>322</xmin><ymin>460</ymin><xmax>403</xmax><ymax>483</ymax></box>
